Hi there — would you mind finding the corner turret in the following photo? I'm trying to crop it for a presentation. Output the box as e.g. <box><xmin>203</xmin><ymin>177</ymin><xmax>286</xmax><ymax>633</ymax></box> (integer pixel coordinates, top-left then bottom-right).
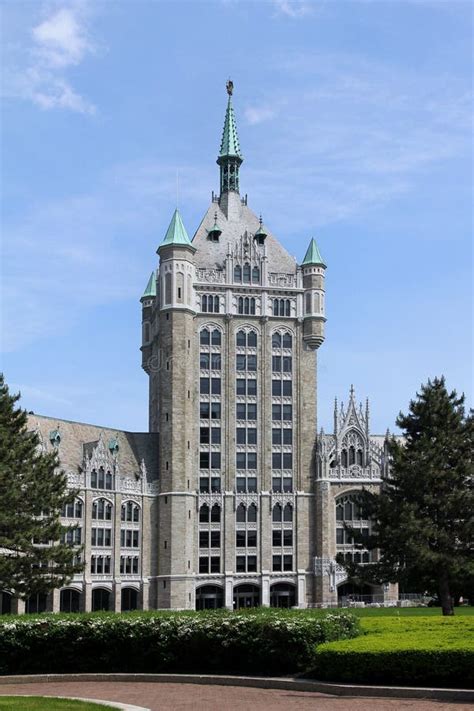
<box><xmin>301</xmin><ymin>237</ymin><xmax>326</xmax><ymax>350</ymax></box>
<box><xmin>157</xmin><ymin>208</ymin><xmax>196</xmax><ymax>313</ymax></box>
<box><xmin>140</xmin><ymin>271</ymin><xmax>156</xmax><ymax>374</ymax></box>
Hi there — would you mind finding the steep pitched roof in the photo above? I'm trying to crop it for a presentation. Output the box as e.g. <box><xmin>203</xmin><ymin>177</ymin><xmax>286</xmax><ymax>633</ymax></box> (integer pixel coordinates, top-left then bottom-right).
<box><xmin>219</xmin><ymin>96</ymin><xmax>242</xmax><ymax>159</ymax></box>
<box><xmin>142</xmin><ymin>271</ymin><xmax>156</xmax><ymax>298</ymax></box>
<box><xmin>158</xmin><ymin>208</ymin><xmax>194</xmax><ymax>250</ymax></box>
<box><xmin>302</xmin><ymin>238</ymin><xmax>326</xmax><ymax>267</ymax></box>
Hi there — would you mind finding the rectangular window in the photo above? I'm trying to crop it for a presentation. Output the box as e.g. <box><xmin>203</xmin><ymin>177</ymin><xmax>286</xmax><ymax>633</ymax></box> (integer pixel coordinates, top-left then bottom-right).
<box><xmin>210</xmin><ymin>531</ymin><xmax>220</xmax><ymax>548</ymax></box>
<box><xmin>272</xmin><ymin>356</ymin><xmax>281</xmax><ymax>372</ymax></box>
<box><xmin>211</xmin><ymin>452</ymin><xmax>221</xmax><ymax>469</ymax></box>
<box><xmin>272</xmin><ymin>477</ymin><xmax>282</xmax><ymax>492</ymax></box>
<box><xmin>272</xmin><ymin>404</ymin><xmax>282</xmax><ymax>421</ymax></box>
<box><xmin>200</xmin><ymin>427</ymin><xmax>210</xmax><ymax>444</ymax></box>
<box><xmin>236</xmin><ymin>531</ymin><xmax>246</xmax><ymax>547</ymax></box>
<box><xmin>272</xmin><ymin>452</ymin><xmax>282</xmax><ymax>469</ymax></box>
<box><xmin>247</xmin><ymin>403</ymin><xmax>257</xmax><ymax>420</ymax></box>
<box><xmin>336</xmin><ymin>528</ymin><xmax>344</xmax><ymax>545</ymax></box>
<box><xmin>247</xmin><ymin>555</ymin><xmax>257</xmax><ymax>572</ymax></box>
<box><xmin>236</xmin><ymin>477</ymin><xmax>246</xmax><ymax>493</ymax></box>
<box><xmin>247</xmin><ymin>531</ymin><xmax>257</xmax><ymax>547</ymax></box>
<box><xmin>283</xmin><ymin>357</ymin><xmax>292</xmax><ymax>373</ymax></box>
<box><xmin>272</xmin><ymin>380</ymin><xmax>282</xmax><ymax>396</ymax></box>
<box><xmin>247</xmin><ymin>379</ymin><xmax>257</xmax><ymax>396</ymax></box>
<box><xmin>283</xmin><ymin>453</ymin><xmax>293</xmax><ymax>469</ymax></box>
<box><xmin>236</xmin><ymin>555</ymin><xmax>246</xmax><ymax>572</ymax></box>
<box><xmin>236</xmin><ymin>452</ymin><xmax>246</xmax><ymax>469</ymax></box>
<box><xmin>283</xmin><ymin>429</ymin><xmax>292</xmax><ymax>445</ymax></box>
<box><xmin>211</xmin><ymin>378</ymin><xmax>221</xmax><ymax>395</ymax></box>
<box><xmin>211</xmin><ymin>354</ymin><xmax>221</xmax><ymax>370</ymax></box>
<box><xmin>247</xmin><ymin>452</ymin><xmax>257</xmax><ymax>470</ymax></box>
<box><xmin>211</xmin><ymin>403</ymin><xmax>221</xmax><ymax>419</ymax></box>
<box><xmin>211</xmin><ymin>477</ymin><xmax>221</xmax><ymax>493</ymax></box>
<box><xmin>200</xmin><ymin>452</ymin><xmax>210</xmax><ymax>469</ymax></box>
<box><xmin>236</xmin><ymin>379</ymin><xmax>246</xmax><ymax>395</ymax></box>
<box><xmin>236</xmin><ymin>403</ymin><xmax>246</xmax><ymax>420</ymax></box>
<box><xmin>200</xmin><ymin>402</ymin><xmax>210</xmax><ymax>419</ymax></box>
<box><xmin>199</xmin><ymin>557</ymin><xmax>209</xmax><ymax>574</ymax></box>
<box><xmin>272</xmin><ymin>530</ymin><xmax>282</xmax><ymax>547</ymax></box>
<box><xmin>272</xmin><ymin>555</ymin><xmax>282</xmax><ymax>572</ymax></box>
<box><xmin>200</xmin><ymin>377</ymin><xmax>209</xmax><ymax>394</ymax></box>
<box><xmin>199</xmin><ymin>531</ymin><xmax>209</xmax><ymax>548</ymax></box>
<box><xmin>200</xmin><ymin>353</ymin><xmax>210</xmax><ymax>370</ymax></box>
<box><xmin>247</xmin><ymin>428</ymin><xmax>257</xmax><ymax>445</ymax></box>
<box><xmin>283</xmin><ymin>477</ymin><xmax>293</xmax><ymax>493</ymax></box>
<box><xmin>236</xmin><ymin>355</ymin><xmax>246</xmax><ymax>371</ymax></box>
<box><xmin>211</xmin><ymin>428</ymin><xmax>221</xmax><ymax>444</ymax></box>
<box><xmin>283</xmin><ymin>555</ymin><xmax>293</xmax><ymax>571</ymax></box>
<box><xmin>272</xmin><ymin>428</ymin><xmax>282</xmax><ymax>445</ymax></box>
<box><xmin>283</xmin><ymin>404</ymin><xmax>292</xmax><ymax>421</ymax></box>
<box><xmin>282</xmin><ymin>381</ymin><xmax>292</xmax><ymax>396</ymax></box>
<box><xmin>247</xmin><ymin>477</ymin><xmax>257</xmax><ymax>493</ymax></box>
<box><xmin>199</xmin><ymin>477</ymin><xmax>209</xmax><ymax>493</ymax></box>
<box><xmin>283</xmin><ymin>530</ymin><xmax>293</xmax><ymax>547</ymax></box>
<box><xmin>236</xmin><ymin>428</ymin><xmax>246</xmax><ymax>445</ymax></box>
<box><xmin>210</xmin><ymin>556</ymin><xmax>220</xmax><ymax>573</ymax></box>
<box><xmin>247</xmin><ymin>355</ymin><xmax>257</xmax><ymax>371</ymax></box>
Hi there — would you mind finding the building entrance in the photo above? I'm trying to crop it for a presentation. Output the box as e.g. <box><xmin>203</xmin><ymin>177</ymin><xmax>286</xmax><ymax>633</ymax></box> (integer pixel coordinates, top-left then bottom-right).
<box><xmin>196</xmin><ymin>585</ymin><xmax>224</xmax><ymax>610</ymax></box>
<box><xmin>270</xmin><ymin>583</ymin><xmax>296</xmax><ymax>608</ymax></box>
<box><xmin>233</xmin><ymin>584</ymin><xmax>260</xmax><ymax>609</ymax></box>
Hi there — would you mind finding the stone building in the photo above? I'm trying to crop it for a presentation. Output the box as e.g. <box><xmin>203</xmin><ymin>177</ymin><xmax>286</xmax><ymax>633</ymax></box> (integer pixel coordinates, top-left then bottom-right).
<box><xmin>1</xmin><ymin>85</ymin><xmax>398</xmax><ymax>614</ymax></box>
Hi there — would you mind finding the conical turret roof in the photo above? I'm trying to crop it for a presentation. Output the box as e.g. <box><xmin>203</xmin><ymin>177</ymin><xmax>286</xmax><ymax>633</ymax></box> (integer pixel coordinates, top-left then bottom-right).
<box><xmin>302</xmin><ymin>238</ymin><xmax>326</xmax><ymax>267</ymax></box>
<box><xmin>158</xmin><ymin>208</ymin><xmax>194</xmax><ymax>251</ymax></box>
<box><xmin>219</xmin><ymin>95</ymin><xmax>242</xmax><ymax>159</ymax></box>
<box><xmin>141</xmin><ymin>271</ymin><xmax>156</xmax><ymax>299</ymax></box>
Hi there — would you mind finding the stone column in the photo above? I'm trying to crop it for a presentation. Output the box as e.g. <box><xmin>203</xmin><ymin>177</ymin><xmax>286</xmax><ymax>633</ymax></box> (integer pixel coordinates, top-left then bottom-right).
<box><xmin>261</xmin><ymin>574</ymin><xmax>270</xmax><ymax>607</ymax></box>
<box><xmin>225</xmin><ymin>575</ymin><xmax>234</xmax><ymax>610</ymax></box>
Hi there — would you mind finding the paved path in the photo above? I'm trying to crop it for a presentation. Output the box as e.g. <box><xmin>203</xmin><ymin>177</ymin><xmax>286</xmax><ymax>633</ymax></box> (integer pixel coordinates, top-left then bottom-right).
<box><xmin>0</xmin><ymin>681</ymin><xmax>471</xmax><ymax>711</ymax></box>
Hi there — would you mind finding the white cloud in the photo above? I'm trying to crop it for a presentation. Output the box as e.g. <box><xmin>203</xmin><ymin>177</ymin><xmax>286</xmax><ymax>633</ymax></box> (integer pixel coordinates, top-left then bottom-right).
<box><xmin>273</xmin><ymin>0</ymin><xmax>314</xmax><ymax>18</ymax></box>
<box><xmin>3</xmin><ymin>3</ymin><xmax>98</xmax><ymax>114</ymax></box>
<box><xmin>244</xmin><ymin>105</ymin><xmax>276</xmax><ymax>125</ymax></box>
<box><xmin>32</xmin><ymin>7</ymin><xmax>92</xmax><ymax>68</ymax></box>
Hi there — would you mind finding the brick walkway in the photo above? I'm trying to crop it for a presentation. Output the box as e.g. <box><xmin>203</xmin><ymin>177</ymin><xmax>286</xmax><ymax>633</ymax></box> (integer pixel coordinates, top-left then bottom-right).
<box><xmin>0</xmin><ymin>682</ymin><xmax>471</xmax><ymax>711</ymax></box>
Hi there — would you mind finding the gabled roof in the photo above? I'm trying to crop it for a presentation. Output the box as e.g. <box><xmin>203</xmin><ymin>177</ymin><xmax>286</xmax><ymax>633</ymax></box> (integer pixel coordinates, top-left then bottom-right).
<box><xmin>302</xmin><ymin>238</ymin><xmax>326</xmax><ymax>267</ymax></box>
<box><xmin>158</xmin><ymin>208</ymin><xmax>194</xmax><ymax>251</ymax></box>
<box><xmin>141</xmin><ymin>271</ymin><xmax>156</xmax><ymax>299</ymax></box>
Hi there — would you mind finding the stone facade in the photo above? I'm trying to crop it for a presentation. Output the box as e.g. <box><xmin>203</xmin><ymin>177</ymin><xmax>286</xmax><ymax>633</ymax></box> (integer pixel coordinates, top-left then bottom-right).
<box><xmin>1</xmin><ymin>89</ymin><xmax>400</xmax><ymax>615</ymax></box>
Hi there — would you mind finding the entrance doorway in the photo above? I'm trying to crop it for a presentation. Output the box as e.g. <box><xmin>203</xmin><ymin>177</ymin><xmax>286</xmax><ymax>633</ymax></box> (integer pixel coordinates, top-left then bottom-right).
<box><xmin>195</xmin><ymin>585</ymin><xmax>224</xmax><ymax>610</ymax></box>
<box><xmin>92</xmin><ymin>588</ymin><xmax>110</xmax><ymax>611</ymax></box>
<box><xmin>121</xmin><ymin>588</ymin><xmax>139</xmax><ymax>611</ymax></box>
<box><xmin>233</xmin><ymin>584</ymin><xmax>260</xmax><ymax>609</ymax></box>
<box><xmin>60</xmin><ymin>588</ymin><xmax>81</xmax><ymax>613</ymax></box>
<box><xmin>270</xmin><ymin>583</ymin><xmax>296</xmax><ymax>608</ymax></box>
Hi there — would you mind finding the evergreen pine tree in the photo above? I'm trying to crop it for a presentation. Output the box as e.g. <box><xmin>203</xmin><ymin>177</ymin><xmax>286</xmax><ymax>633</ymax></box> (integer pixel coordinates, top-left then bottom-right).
<box><xmin>0</xmin><ymin>374</ymin><xmax>84</xmax><ymax>600</ymax></box>
<box><xmin>339</xmin><ymin>377</ymin><xmax>474</xmax><ymax>615</ymax></box>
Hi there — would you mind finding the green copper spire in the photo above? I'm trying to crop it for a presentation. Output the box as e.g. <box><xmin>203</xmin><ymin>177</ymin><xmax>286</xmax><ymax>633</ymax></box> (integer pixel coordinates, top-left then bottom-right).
<box><xmin>158</xmin><ymin>208</ymin><xmax>194</xmax><ymax>252</ymax></box>
<box><xmin>302</xmin><ymin>238</ymin><xmax>326</xmax><ymax>267</ymax></box>
<box><xmin>217</xmin><ymin>80</ymin><xmax>243</xmax><ymax>195</ymax></box>
<box><xmin>142</xmin><ymin>271</ymin><xmax>156</xmax><ymax>299</ymax></box>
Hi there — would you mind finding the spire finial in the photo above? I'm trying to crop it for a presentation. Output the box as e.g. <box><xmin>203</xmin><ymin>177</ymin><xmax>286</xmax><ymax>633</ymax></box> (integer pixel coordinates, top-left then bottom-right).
<box><xmin>226</xmin><ymin>79</ymin><xmax>234</xmax><ymax>96</ymax></box>
<box><xmin>217</xmin><ymin>82</ymin><xmax>243</xmax><ymax>196</ymax></box>
<box><xmin>350</xmin><ymin>384</ymin><xmax>355</xmax><ymax>399</ymax></box>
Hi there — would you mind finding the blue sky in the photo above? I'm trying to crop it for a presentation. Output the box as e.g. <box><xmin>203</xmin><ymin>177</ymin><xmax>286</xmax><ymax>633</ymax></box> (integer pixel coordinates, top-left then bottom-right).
<box><xmin>1</xmin><ymin>0</ymin><xmax>472</xmax><ymax>434</ymax></box>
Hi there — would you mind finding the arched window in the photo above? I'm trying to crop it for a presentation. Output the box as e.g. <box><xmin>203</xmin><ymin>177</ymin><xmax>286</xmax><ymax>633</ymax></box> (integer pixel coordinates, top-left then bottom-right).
<box><xmin>282</xmin><ymin>332</ymin><xmax>292</xmax><ymax>349</ymax></box>
<box><xmin>336</xmin><ymin>503</ymin><xmax>344</xmax><ymax>521</ymax></box>
<box><xmin>236</xmin><ymin>330</ymin><xmax>246</xmax><ymax>347</ymax></box>
<box><xmin>248</xmin><ymin>503</ymin><xmax>257</xmax><ymax>522</ymax></box>
<box><xmin>305</xmin><ymin>293</ymin><xmax>311</xmax><ymax>314</ymax></box>
<box><xmin>344</xmin><ymin>500</ymin><xmax>353</xmax><ymax>520</ymax></box>
<box><xmin>244</xmin><ymin>297</ymin><xmax>250</xmax><ymax>315</ymax></box>
<box><xmin>250</xmin><ymin>298</ymin><xmax>256</xmax><ymax>315</ymax></box>
<box><xmin>349</xmin><ymin>446</ymin><xmax>355</xmax><ymax>466</ymax></box>
<box><xmin>92</xmin><ymin>499</ymin><xmax>112</xmax><ymax>521</ymax></box>
<box><xmin>201</xmin><ymin>295</ymin><xmax>208</xmax><ymax>312</ymax></box>
<box><xmin>200</xmin><ymin>328</ymin><xmax>210</xmax><ymax>345</ymax></box>
<box><xmin>252</xmin><ymin>266</ymin><xmax>260</xmax><ymax>284</ymax></box>
<box><xmin>273</xmin><ymin>300</ymin><xmax>279</xmax><ymax>316</ymax></box>
<box><xmin>238</xmin><ymin>297</ymin><xmax>244</xmax><ymax>314</ymax></box>
<box><xmin>283</xmin><ymin>504</ymin><xmax>293</xmax><ymax>522</ymax></box>
<box><xmin>234</xmin><ymin>265</ymin><xmax>242</xmax><ymax>282</ymax></box>
<box><xmin>176</xmin><ymin>272</ymin><xmax>184</xmax><ymax>303</ymax></box>
<box><xmin>247</xmin><ymin>331</ymin><xmax>257</xmax><ymax>348</ymax></box>
<box><xmin>211</xmin><ymin>504</ymin><xmax>221</xmax><ymax>522</ymax></box>
<box><xmin>121</xmin><ymin>501</ymin><xmax>140</xmax><ymax>522</ymax></box>
<box><xmin>356</xmin><ymin>450</ymin><xmax>363</xmax><ymax>466</ymax></box>
<box><xmin>272</xmin><ymin>332</ymin><xmax>281</xmax><ymax>348</ymax></box>
<box><xmin>272</xmin><ymin>504</ymin><xmax>282</xmax><ymax>522</ymax></box>
<box><xmin>341</xmin><ymin>449</ymin><xmax>348</xmax><ymax>468</ymax></box>
<box><xmin>236</xmin><ymin>504</ymin><xmax>246</xmax><ymax>523</ymax></box>
<box><xmin>62</xmin><ymin>498</ymin><xmax>83</xmax><ymax>518</ymax></box>
<box><xmin>314</xmin><ymin>293</ymin><xmax>320</xmax><ymax>312</ymax></box>
<box><xmin>211</xmin><ymin>329</ymin><xmax>221</xmax><ymax>346</ymax></box>
<box><xmin>105</xmin><ymin>470</ymin><xmax>113</xmax><ymax>490</ymax></box>
<box><xmin>285</xmin><ymin>300</ymin><xmax>291</xmax><ymax>317</ymax></box>
<box><xmin>199</xmin><ymin>504</ymin><xmax>210</xmax><ymax>523</ymax></box>
<box><xmin>243</xmin><ymin>264</ymin><xmax>251</xmax><ymax>283</ymax></box>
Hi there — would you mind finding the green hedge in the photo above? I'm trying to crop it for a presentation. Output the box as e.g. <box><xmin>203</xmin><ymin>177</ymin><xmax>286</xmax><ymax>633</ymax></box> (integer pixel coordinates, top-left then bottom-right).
<box><xmin>310</xmin><ymin>616</ymin><xmax>474</xmax><ymax>688</ymax></box>
<box><xmin>0</xmin><ymin>609</ymin><xmax>359</xmax><ymax>676</ymax></box>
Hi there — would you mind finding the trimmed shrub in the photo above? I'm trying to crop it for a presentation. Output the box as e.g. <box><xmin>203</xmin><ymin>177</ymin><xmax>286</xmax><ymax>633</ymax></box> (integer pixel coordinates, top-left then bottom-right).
<box><xmin>0</xmin><ymin>609</ymin><xmax>360</xmax><ymax>676</ymax></box>
<box><xmin>310</xmin><ymin>616</ymin><xmax>474</xmax><ymax>688</ymax></box>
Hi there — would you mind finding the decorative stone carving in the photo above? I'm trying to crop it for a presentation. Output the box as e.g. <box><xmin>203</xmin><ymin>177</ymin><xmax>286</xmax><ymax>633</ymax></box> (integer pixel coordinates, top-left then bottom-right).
<box><xmin>314</xmin><ymin>557</ymin><xmax>347</xmax><ymax>591</ymax></box>
<box><xmin>196</xmin><ymin>268</ymin><xmax>225</xmax><ymax>283</ymax></box>
<box><xmin>67</xmin><ymin>471</ymin><xmax>83</xmax><ymax>488</ymax></box>
<box><xmin>268</xmin><ymin>273</ymin><xmax>297</xmax><ymax>288</ymax></box>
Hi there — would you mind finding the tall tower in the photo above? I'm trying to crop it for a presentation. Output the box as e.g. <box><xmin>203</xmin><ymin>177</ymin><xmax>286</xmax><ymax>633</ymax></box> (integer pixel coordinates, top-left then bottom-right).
<box><xmin>140</xmin><ymin>84</ymin><xmax>327</xmax><ymax>609</ymax></box>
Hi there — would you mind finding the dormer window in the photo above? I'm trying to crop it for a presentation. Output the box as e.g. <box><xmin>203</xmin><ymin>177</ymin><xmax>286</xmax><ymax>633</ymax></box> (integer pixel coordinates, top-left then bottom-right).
<box><xmin>208</xmin><ymin>213</ymin><xmax>222</xmax><ymax>242</ymax></box>
<box><xmin>252</xmin><ymin>266</ymin><xmax>260</xmax><ymax>284</ymax></box>
<box><xmin>234</xmin><ymin>265</ymin><xmax>242</xmax><ymax>283</ymax></box>
<box><xmin>243</xmin><ymin>264</ymin><xmax>251</xmax><ymax>284</ymax></box>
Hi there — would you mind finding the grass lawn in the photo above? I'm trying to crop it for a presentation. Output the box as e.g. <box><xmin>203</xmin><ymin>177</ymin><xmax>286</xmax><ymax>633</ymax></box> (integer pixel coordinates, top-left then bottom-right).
<box><xmin>351</xmin><ymin>606</ymin><xmax>474</xmax><ymax>617</ymax></box>
<box><xmin>0</xmin><ymin>699</ymin><xmax>116</xmax><ymax>710</ymax></box>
